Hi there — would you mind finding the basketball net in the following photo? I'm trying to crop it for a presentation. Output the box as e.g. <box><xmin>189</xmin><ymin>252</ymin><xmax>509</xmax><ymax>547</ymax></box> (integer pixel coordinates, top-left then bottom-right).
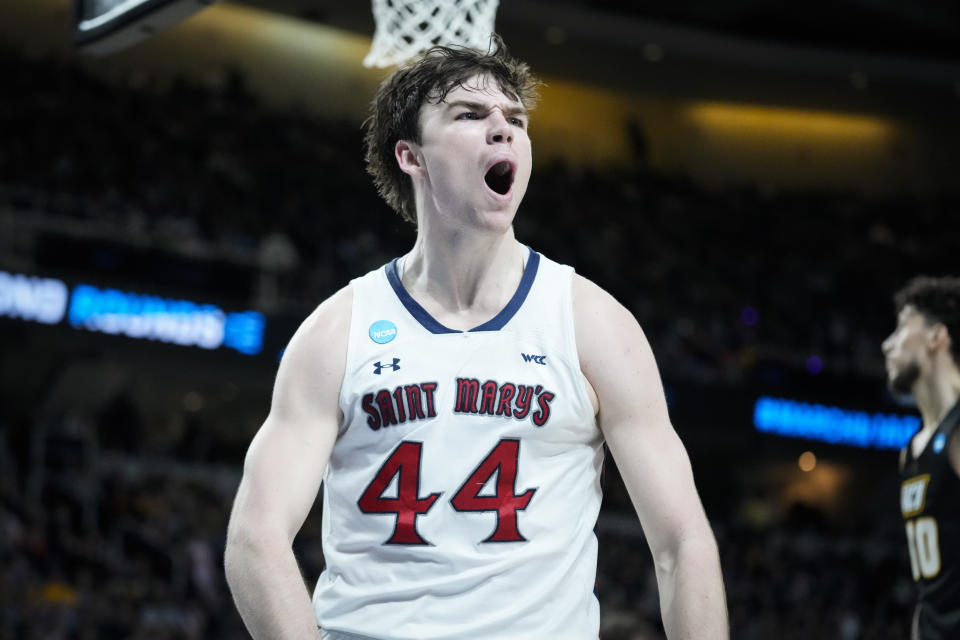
<box><xmin>364</xmin><ymin>0</ymin><xmax>500</xmax><ymax>68</ymax></box>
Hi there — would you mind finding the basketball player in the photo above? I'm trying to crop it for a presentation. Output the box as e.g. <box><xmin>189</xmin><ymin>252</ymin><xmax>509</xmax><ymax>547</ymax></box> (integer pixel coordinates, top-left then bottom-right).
<box><xmin>883</xmin><ymin>276</ymin><xmax>960</xmax><ymax>639</ymax></box>
<box><xmin>225</xmin><ymin>38</ymin><xmax>727</xmax><ymax>639</ymax></box>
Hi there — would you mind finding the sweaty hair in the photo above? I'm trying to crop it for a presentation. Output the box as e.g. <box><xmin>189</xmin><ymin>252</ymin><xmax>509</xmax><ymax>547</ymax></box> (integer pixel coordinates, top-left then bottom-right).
<box><xmin>362</xmin><ymin>35</ymin><xmax>541</xmax><ymax>224</ymax></box>
<box><xmin>894</xmin><ymin>275</ymin><xmax>960</xmax><ymax>367</ymax></box>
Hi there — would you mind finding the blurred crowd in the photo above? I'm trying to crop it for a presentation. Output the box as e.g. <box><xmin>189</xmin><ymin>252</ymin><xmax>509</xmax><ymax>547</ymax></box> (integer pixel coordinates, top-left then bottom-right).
<box><xmin>0</xmin><ymin>406</ymin><xmax>244</xmax><ymax>639</ymax></box>
<box><xmin>5</xmin><ymin>50</ymin><xmax>959</xmax><ymax>388</ymax></box>
<box><xmin>0</xmin><ymin>400</ymin><xmax>915</xmax><ymax>639</ymax></box>
<box><xmin>0</xmin><ymin>48</ymin><xmax>952</xmax><ymax>637</ymax></box>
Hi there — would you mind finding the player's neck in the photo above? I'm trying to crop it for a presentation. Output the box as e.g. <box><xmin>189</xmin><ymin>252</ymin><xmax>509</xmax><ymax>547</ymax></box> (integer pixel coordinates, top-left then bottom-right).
<box><xmin>401</xmin><ymin>226</ymin><xmax>525</xmax><ymax>315</ymax></box>
<box><xmin>913</xmin><ymin>363</ymin><xmax>960</xmax><ymax>431</ymax></box>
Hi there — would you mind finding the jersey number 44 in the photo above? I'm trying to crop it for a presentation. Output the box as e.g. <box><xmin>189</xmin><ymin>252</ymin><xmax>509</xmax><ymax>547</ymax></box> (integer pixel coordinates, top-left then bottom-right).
<box><xmin>357</xmin><ymin>439</ymin><xmax>536</xmax><ymax>545</ymax></box>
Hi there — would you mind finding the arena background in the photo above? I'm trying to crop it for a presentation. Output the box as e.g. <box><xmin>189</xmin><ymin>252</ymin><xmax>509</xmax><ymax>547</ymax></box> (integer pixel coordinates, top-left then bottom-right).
<box><xmin>1</xmin><ymin>1</ymin><xmax>960</xmax><ymax>638</ymax></box>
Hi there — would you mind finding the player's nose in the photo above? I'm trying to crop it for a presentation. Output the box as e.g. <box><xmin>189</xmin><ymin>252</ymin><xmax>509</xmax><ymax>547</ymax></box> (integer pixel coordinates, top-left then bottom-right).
<box><xmin>881</xmin><ymin>333</ymin><xmax>894</xmax><ymax>356</ymax></box>
<box><xmin>487</xmin><ymin>109</ymin><xmax>513</xmax><ymax>145</ymax></box>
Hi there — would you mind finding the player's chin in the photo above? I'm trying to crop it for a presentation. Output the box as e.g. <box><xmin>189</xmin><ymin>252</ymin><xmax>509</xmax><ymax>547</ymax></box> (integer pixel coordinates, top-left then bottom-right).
<box><xmin>888</xmin><ymin>363</ymin><xmax>920</xmax><ymax>395</ymax></box>
<box><xmin>478</xmin><ymin>188</ymin><xmax>516</xmax><ymax>214</ymax></box>
<box><xmin>480</xmin><ymin>211</ymin><xmax>517</xmax><ymax>234</ymax></box>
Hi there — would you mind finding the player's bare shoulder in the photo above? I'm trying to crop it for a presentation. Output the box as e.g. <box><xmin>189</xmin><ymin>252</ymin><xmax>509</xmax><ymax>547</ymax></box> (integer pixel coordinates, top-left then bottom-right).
<box><xmin>295</xmin><ymin>285</ymin><xmax>354</xmax><ymax>350</ymax></box>
<box><xmin>570</xmin><ymin>273</ymin><xmax>665</xmax><ymax>419</ymax></box>
<box><xmin>570</xmin><ymin>273</ymin><xmax>651</xmax><ymax>362</ymax></box>
<box><xmin>270</xmin><ymin>285</ymin><xmax>354</xmax><ymax>421</ymax></box>
<box><xmin>285</xmin><ymin>285</ymin><xmax>353</xmax><ymax>363</ymax></box>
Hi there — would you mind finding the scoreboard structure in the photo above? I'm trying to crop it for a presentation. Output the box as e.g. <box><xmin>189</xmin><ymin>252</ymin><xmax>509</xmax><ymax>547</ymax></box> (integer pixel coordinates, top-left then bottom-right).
<box><xmin>73</xmin><ymin>0</ymin><xmax>219</xmax><ymax>54</ymax></box>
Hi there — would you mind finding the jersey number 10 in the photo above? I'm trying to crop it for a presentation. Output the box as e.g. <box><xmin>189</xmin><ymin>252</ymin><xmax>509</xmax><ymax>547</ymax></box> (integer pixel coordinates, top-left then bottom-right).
<box><xmin>358</xmin><ymin>439</ymin><xmax>536</xmax><ymax>545</ymax></box>
<box><xmin>905</xmin><ymin>517</ymin><xmax>941</xmax><ymax>581</ymax></box>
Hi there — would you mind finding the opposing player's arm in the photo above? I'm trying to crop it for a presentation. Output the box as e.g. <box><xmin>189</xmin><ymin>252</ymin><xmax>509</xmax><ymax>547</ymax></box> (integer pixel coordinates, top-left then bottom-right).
<box><xmin>225</xmin><ymin>286</ymin><xmax>352</xmax><ymax>640</ymax></box>
<box><xmin>573</xmin><ymin>275</ymin><xmax>728</xmax><ymax>639</ymax></box>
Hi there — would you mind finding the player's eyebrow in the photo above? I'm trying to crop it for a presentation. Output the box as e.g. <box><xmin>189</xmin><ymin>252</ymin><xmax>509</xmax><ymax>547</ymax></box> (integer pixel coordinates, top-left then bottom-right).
<box><xmin>445</xmin><ymin>100</ymin><xmax>528</xmax><ymax>117</ymax></box>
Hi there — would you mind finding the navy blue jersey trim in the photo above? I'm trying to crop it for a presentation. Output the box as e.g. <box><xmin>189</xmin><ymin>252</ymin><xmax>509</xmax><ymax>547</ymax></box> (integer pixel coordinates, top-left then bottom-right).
<box><xmin>471</xmin><ymin>248</ymin><xmax>539</xmax><ymax>332</ymax></box>
<box><xmin>386</xmin><ymin>258</ymin><xmax>458</xmax><ymax>334</ymax></box>
<box><xmin>385</xmin><ymin>247</ymin><xmax>540</xmax><ymax>334</ymax></box>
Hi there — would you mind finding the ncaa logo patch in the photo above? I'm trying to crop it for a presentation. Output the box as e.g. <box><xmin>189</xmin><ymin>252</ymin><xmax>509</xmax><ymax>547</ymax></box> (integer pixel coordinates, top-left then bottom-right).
<box><xmin>369</xmin><ymin>320</ymin><xmax>398</xmax><ymax>344</ymax></box>
<box><xmin>933</xmin><ymin>433</ymin><xmax>947</xmax><ymax>454</ymax></box>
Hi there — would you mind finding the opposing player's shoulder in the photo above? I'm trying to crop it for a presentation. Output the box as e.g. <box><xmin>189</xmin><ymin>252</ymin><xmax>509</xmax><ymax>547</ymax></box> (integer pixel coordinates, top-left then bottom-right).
<box><xmin>949</xmin><ymin>428</ymin><xmax>960</xmax><ymax>478</ymax></box>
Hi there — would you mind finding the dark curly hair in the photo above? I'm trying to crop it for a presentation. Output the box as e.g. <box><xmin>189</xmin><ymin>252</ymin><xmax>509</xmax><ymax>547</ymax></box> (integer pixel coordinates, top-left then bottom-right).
<box><xmin>362</xmin><ymin>35</ymin><xmax>541</xmax><ymax>225</ymax></box>
<box><xmin>894</xmin><ymin>275</ymin><xmax>960</xmax><ymax>366</ymax></box>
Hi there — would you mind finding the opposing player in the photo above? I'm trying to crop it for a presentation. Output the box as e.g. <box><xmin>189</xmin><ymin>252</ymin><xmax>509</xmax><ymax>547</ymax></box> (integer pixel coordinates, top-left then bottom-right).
<box><xmin>883</xmin><ymin>276</ymin><xmax>960</xmax><ymax>639</ymax></box>
<box><xmin>225</xmin><ymin>37</ymin><xmax>727</xmax><ymax>639</ymax></box>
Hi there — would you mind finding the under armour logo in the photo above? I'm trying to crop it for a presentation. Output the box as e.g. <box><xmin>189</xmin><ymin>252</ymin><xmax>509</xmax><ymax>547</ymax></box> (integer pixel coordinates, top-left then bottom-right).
<box><xmin>521</xmin><ymin>353</ymin><xmax>547</xmax><ymax>365</ymax></box>
<box><xmin>373</xmin><ymin>358</ymin><xmax>401</xmax><ymax>375</ymax></box>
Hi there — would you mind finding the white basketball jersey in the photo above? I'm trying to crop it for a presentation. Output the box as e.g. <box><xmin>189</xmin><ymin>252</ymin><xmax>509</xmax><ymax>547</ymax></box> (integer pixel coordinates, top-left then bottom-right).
<box><xmin>313</xmin><ymin>247</ymin><xmax>604</xmax><ymax>639</ymax></box>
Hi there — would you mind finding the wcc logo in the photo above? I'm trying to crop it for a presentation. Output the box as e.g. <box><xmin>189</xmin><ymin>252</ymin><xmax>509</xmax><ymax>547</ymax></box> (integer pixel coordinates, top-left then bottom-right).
<box><xmin>901</xmin><ymin>474</ymin><xmax>930</xmax><ymax>518</ymax></box>
<box><xmin>373</xmin><ymin>358</ymin><xmax>400</xmax><ymax>375</ymax></box>
<box><xmin>521</xmin><ymin>353</ymin><xmax>547</xmax><ymax>365</ymax></box>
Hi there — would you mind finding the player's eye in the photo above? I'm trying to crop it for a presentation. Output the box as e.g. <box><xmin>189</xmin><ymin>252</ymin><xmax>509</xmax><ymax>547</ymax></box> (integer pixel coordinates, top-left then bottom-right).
<box><xmin>457</xmin><ymin>111</ymin><xmax>480</xmax><ymax>120</ymax></box>
<box><xmin>509</xmin><ymin>117</ymin><xmax>527</xmax><ymax>128</ymax></box>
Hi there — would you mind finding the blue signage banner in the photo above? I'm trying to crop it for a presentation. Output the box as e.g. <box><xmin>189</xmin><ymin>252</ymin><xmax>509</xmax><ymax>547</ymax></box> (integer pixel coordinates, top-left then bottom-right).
<box><xmin>0</xmin><ymin>269</ymin><xmax>265</xmax><ymax>356</ymax></box>
<box><xmin>754</xmin><ymin>395</ymin><xmax>919</xmax><ymax>450</ymax></box>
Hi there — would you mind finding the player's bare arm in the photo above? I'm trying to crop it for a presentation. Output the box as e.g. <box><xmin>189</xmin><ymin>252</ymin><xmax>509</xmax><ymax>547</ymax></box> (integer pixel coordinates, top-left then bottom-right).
<box><xmin>573</xmin><ymin>274</ymin><xmax>728</xmax><ymax>639</ymax></box>
<box><xmin>225</xmin><ymin>286</ymin><xmax>352</xmax><ymax>640</ymax></box>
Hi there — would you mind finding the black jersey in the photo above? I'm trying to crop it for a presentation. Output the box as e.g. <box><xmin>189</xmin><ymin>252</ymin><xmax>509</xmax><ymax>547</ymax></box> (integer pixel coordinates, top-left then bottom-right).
<box><xmin>900</xmin><ymin>399</ymin><xmax>960</xmax><ymax>640</ymax></box>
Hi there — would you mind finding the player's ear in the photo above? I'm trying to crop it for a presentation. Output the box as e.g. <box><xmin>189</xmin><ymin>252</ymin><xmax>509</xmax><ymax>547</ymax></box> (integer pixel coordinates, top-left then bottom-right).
<box><xmin>395</xmin><ymin>140</ymin><xmax>423</xmax><ymax>178</ymax></box>
<box><xmin>928</xmin><ymin>322</ymin><xmax>950</xmax><ymax>352</ymax></box>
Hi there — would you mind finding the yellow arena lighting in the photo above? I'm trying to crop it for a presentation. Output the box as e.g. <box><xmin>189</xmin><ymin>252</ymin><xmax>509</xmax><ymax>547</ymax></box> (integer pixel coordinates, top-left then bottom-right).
<box><xmin>798</xmin><ymin>451</ymin><xmax>818</xmax><ymax>473</ymax></box>
<box><xmin>686</xmin><ymin>102</ymin><xmax>893</xmax><ymax>143</ymax></box>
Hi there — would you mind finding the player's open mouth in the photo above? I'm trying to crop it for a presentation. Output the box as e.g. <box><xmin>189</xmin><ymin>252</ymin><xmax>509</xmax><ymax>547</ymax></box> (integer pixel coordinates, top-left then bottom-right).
<box><xmin>484</xmin><ymin>161</ymin><xmax>514</xmax><ymax>196</ymax></box>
